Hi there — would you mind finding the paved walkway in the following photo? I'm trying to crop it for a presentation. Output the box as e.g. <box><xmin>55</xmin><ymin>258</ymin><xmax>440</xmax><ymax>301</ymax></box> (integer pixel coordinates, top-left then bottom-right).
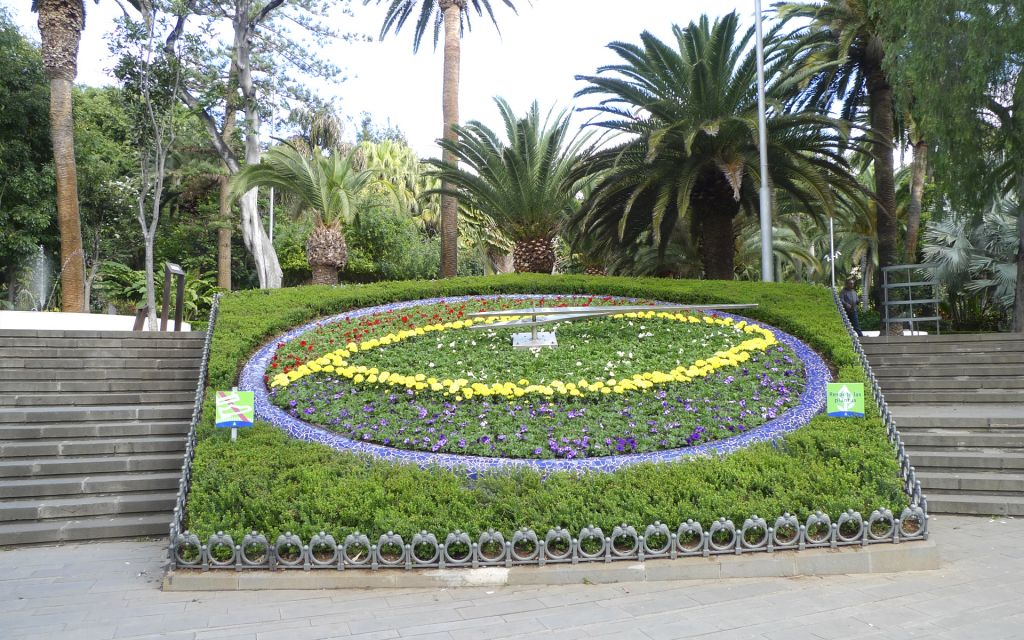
<box><xmin>1</xmin><ymin>515</ymin><xmax>1022</xmax><ymax>640</ymax></box>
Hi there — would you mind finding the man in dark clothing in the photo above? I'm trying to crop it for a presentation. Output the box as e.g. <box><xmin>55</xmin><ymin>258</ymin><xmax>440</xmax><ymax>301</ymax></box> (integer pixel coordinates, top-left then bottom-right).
<box><xmin>841</xmin><ymin>278</ymin><xmax>863</xmax><ymax>337</ymax></box>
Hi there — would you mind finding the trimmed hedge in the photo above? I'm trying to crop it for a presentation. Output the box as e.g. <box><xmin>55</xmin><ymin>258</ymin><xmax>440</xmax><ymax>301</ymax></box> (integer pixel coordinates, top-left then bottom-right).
<box><xmin>185</xmin><ymin>275</ymin><xmax>906</xmax><ymax>540</ymax></box>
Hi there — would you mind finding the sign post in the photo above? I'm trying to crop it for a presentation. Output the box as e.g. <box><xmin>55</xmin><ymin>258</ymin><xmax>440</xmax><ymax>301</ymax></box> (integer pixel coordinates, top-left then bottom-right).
<box><xmin>215</xmin><ymin>387</ymin><xmax>254</xmax><ymax>441</ymax></box>
<box><xmin>827</xmin><ymin>383</ymin><xmax>865</xmax><ymax>418</ymax></box>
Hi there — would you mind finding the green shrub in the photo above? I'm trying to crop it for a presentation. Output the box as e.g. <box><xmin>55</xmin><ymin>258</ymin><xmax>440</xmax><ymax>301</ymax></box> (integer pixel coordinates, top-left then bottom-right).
<box><xmin>186</xmin><ymin>275</ymin><xmax>905</xmax><ymax>540</ymax></box>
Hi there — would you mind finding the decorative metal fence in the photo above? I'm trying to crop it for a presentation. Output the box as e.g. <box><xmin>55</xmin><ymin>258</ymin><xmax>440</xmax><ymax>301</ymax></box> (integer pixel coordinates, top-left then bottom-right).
<box><xmin>167</xmin><ymin>294</ymin><xmax>220</xmax><ymax>555</ymax></box>
<box><xmin>167</xmin><ymin>290</ymin><xmax>927</xmax><ymax>572</ymax></box>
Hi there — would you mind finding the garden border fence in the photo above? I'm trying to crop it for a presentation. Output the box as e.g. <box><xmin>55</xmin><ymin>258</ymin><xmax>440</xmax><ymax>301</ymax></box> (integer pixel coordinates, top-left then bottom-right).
<box><xmin>167</xmin><ymin>289</ymin><xmax>927</xmax><ymax>572</ymax></box>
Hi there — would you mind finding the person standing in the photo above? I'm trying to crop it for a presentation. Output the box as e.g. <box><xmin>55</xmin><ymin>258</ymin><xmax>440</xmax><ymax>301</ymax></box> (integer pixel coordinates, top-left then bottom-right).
<box><xmin>841</xmin><ymin>278</ymin><xmax>864</xmax><ymax>337</ymax></box>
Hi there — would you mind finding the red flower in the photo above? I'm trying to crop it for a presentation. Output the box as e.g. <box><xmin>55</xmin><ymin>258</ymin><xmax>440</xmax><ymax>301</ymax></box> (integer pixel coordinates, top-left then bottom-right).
<box><xmin>300</xmin><ymin>340</ymin><xmax>307</xmax><ymax>346</ymax></box>
<box><xmin>401</xmin><ymin>316</ymin><xmax>408</xmax><ymax>323</ymax></box>
<box><xmin>271</xmin><ymin>363</ymin><xmax>278</xmax><ymax>369</ymax></box>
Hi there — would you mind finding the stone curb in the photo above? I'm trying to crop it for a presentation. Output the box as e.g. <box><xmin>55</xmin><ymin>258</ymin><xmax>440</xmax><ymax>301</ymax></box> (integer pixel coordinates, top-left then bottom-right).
<box><xmin>163</xmin><ymin>538</ymin><xmax>939</xmax><ymax>591</ymax></box>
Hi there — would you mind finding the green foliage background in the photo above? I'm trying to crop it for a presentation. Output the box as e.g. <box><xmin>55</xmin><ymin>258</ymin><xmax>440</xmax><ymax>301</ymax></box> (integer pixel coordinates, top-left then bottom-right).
<box><xmin>185</xmin><ymin>275</ymin><xmax>906</xmax><ymax>539</ymax></box>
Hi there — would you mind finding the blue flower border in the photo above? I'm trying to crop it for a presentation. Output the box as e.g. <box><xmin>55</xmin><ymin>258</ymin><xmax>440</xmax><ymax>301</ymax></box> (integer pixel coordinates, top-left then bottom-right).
<box><xmin>239</xmin><ymin>295</ymin><xmax>829</xmax><ymax>475</ymax></box>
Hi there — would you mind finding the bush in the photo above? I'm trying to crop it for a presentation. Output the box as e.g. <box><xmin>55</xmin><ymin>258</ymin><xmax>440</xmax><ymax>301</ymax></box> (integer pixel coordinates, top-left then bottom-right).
<box><xmin>186</xmin><ymin>275</ymin><xmax>905</xmax><ymax>540</ymax></box>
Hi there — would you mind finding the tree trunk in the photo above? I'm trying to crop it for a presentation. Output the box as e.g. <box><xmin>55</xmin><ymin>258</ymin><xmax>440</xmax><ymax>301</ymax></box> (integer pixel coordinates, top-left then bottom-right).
<box><xmin>861</xmin><ymin>250</ymin><xmax>870</xmax><ymax>309</ymax></box>
<box><xmin>233</xmin><ymin>6</ymin><xmax>281</xmax><ymax>289</ymax></box>
<box><xmin>48</xmin><ymin>77</ymin><xmax>86</xmax><ymax>313</ymax></box>
<box><xmin>512</xmin><ymin>238</ymin><xmax>556</xmax><ymax>274</ymax></box>
<box><xmin>693</xmin><ymin>172</ymin><xmax>740</xmax><ymax>280</ymax></box>
<box><xmin>144</xmin><ymin>235</ymin><xmax>157</xmax><ymax>330</ymax></box>
<box><xmin>866</xmin><ymin>41</ymin><xmax>899</xmax><ymax>276</ymax></box>
<box><xmin>439</xmin><ymin>2</ymin><xmax>461</xmax><ymax>278</ymax></box>
<box><xmin>218</xmin><ymin>175</ymin><xmax>232</xmax><ymax>290</ymax></box>
<box><xmin>905</xmin><ymin>139</ymin><xmax>928</xmax><ymax>263</ymax></box>
<box><xmin>310</xmin><ymin>263</ymin><xmax>337</xmax><ymax>286</ymax></box>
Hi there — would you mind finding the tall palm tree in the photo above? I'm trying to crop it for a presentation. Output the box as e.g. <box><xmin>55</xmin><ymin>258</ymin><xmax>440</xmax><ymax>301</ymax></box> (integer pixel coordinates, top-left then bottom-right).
<box><xmin>776</xmin><ymin>1</ymin><xmax>900</xmax><ymax>276</ymax></box>
<box><xmin>429</xmin><ymin>97</ymin><xmax>596</xmax><ymax>274</ymax></box>
<box><xmin>33</xmin><ymin>0</ymin><xmax>88</xmax><ymax>311</ymax></box>
<box><xmin>363</xmin><ymin>0</ymin><xmax>520</xmax><ymax>278</ymax></box>
<box><xmin>230</xmin><ymin>145</ymin><xmax>374</xmax><ymax>285</ymax></box>
<box><xmin>573</xmin><ymin>12</ymin><xmax>862</xmax><ymax>280</ymax></box>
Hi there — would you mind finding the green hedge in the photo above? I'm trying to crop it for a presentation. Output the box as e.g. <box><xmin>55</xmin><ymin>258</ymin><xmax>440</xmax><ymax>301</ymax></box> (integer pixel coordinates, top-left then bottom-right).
<box><xmin>185</xmin><ymin>275</ymin><xmax>906</xmax><ymax>540</ymax></box>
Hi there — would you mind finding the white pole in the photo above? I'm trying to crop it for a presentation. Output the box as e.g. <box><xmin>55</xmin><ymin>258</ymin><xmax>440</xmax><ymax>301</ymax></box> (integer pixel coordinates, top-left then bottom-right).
<box><xmin>269</xmin><ymin>187</ymin><xmax>274</xmax><ymax>245</ymax></box>
<box><xmin>829</xmin><ymin>216</ymin><xmax>836</xmax><ymax>289</ymax></box>
<box><xmin>754</xmin><ymin>0</ymin><xmax>774</xmax><ymax>282</ymax></box>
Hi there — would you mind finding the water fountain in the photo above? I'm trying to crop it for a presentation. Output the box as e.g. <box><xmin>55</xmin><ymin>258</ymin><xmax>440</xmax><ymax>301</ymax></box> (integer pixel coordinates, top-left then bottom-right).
<box><xmin>30</xmin><ymin>245</ymin><xmax>52</xmax><ymax>311</ymax></box>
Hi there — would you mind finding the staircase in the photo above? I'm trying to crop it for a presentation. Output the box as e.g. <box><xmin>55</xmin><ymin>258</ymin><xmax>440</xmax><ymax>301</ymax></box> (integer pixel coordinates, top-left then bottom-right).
<box><xmin>863</xmin><ymin>333</ymin><xmax>1024</xmax><ymax>516</ymax></box>
<box><xmin>0</xmin><ymin>329</ymin><xmax>203</xmax><ymax>546</ymax></box>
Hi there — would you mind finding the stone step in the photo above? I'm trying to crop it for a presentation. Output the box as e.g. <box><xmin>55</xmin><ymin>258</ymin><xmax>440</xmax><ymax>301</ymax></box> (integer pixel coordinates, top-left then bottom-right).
<box><xmin>0</xmin><ymin>336</ymin><xmax>204</xmax><ymax>349</ymax></box>
<box><xmin>0</xmin><ymin>368</ymin><xmax>201</xmax><ymax>381</ymax></box>
<box><xmin>0</xmin><ymin>378</ymin><xmax>197</xmax><ymax>394</ymax></box>
<box><xmin>875</xmin><ymin>364</ymin><xmax>1024</xmax><ymax>378</ymax></box>
<box><xmin>862</xmin><ymin>333</ymin><xmax>1020</xmax><ymax>344</ymax></box>
<box><xmin>884</xmin><ymin>389</ymin><xmax>1024</xmax><ymax>404</ymax></box>
<box><xmin>889</xmin><ymin>405</ymin><xmax>1024</xmax><ymax>429</ymax></box>
<box><xmin>917</xmin><ymin>471</ymin><xmax>1024</xmax><ymax>496</ymax></box>
<box><xmin>868</xmin><ymin>352</ymin><xmax>1024</xmax><ymax>366</ymax></box>
<box><xmin>0</xmin><ymin>420</ymin><xmax>190</xmax><ymax>440</ymax></box>
<box><xmin>0</xmin><ymin>453</ymin><xmax>183</xmax><ymax>478</ymax></box>
<box><xmin>0</xmin><ymin>329</ymin><xmax>202</xmax><ymax>339</ymax></box>
<box><xmin>901</xmin><ymin>431</ymin><xmax>1024</xmax><ymax>449</ymax></box>
<box><xmin>922</xmin><ymin>493</ymin><xmax>1024</xmax><ymax>516</ymax></box>
<box><xmin>878</xmin><ymin>377</ymin><xmax>1024</xmax><ymax>391</ymax></box>
<box><xmin>0</xmin><ymin>403</ymin><xmax>194</xmax><ymax>424</ymax></box>
<box><xmin>0</xmin><ymin>491</ymin><xmax>177</xmax><ymax>522</ymax></box>
<box><xmin>0</xmin><ymin>471</ymin><xmax>182</xmax><ymax>499</ymax></box>
<box><xmin>0</xmin><ymin>436</ymin><xmax>185</xmax><ymax>459</ymax></box>
<box><xmin>907</xmin><ymin>450</ymin><xmax>1024</xmax><ymax>472</ymax></box>
<box><xmin>0</xmin><ymin>347</ymin><xmax>204</xmax><ymax>360</ymax></box>
<box><xmin>0</xmin><ymin>390</ymin><xmax>196</xmax><ymax>408</ymax></box>
<box><xmin>0</xmin><ymin>357</ymin><xmax>202</xmax><ymax>370</ymax></box>
<box><xmin>862</xmin><ymin>340</ymin><xmax>1024</xmax><ymax>355</ymax></box>
<box><xmin>0</xmin><ymin>512</ymin><xmax>170</xmax><ymax>546</ymax></box>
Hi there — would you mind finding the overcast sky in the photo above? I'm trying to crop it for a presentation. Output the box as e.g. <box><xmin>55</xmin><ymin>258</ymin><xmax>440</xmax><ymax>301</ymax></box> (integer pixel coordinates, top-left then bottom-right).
<box><xmin>8</xmin><ymin>0</ymin><xmax>751</xmax><ymax>157</ymax></box>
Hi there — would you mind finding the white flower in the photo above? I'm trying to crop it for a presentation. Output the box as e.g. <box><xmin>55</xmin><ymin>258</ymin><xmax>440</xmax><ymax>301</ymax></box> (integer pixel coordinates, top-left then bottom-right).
<box><xmin>428</xmin><ymin>362</ymin><xmax>436</xmax><ymax>368</ymax></box>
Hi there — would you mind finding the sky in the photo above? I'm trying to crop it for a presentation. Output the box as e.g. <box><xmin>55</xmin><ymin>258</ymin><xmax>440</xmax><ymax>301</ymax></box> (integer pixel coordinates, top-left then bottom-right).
<box><xmin>8</xmin><ymin>0</ymin><xmax>750</xmax><ymax>158</ymax></box>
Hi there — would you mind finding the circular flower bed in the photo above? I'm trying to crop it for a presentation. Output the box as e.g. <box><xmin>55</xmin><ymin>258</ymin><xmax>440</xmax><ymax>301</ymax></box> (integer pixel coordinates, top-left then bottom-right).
<box><xmin>240</xmin><ymin>295</ymin><xmax>829</xmax><ymax>473</ymax></box>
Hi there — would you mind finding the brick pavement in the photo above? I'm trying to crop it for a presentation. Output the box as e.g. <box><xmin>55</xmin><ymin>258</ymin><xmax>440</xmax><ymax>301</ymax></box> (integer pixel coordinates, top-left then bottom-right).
<box><xmin>1</xmin><ymin>514</ymin><xmax>1022</xmax><ymax>640</ymax></box>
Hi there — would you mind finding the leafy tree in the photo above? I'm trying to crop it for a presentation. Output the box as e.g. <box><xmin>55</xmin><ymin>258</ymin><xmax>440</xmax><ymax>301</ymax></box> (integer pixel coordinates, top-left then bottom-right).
<box><xmin>230</xmin><ymin>144</ymin><xmax>374</xmax><ymax>285</ymax></box>
<box><xmin>364</xmin><ymin>0</ymin><xmax>521</xmax><ymax>278</ymax></box>
<box><xmin>573</xmin><ymin>13</ymin><xmax>862</xmax><ymax>279</ymax></box>
<box><xmin>869</xmin><ymin>1</ymin><xmax>1024</xmax><ymax>330</ymax></box>
<box><xmin>430</xmin><ymin>98</ymin><xmax>596</xmax><ymax>274</ymax></box>
<box><xmin>777</xmin><ymin>0</ymin><xmax>901</xmax><ymax>280</ymax></box>
<box><xmin>0</xmin><ymin>10</ymin><xmax>54</xmax><ymax>306</ymax></box>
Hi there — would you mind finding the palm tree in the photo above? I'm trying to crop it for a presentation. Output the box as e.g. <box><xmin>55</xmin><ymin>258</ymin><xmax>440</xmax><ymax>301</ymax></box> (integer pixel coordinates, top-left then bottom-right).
<box><xmin>363</xmin><ymin>0</ymin><xmax>520</xmax><ymax>278</ymax></box>
<box><xmin>776</xmin><ymin>1</ymin><xmax>900</xmax><ymax>276</ymax></box>
<box><xmin>429</xmin><ymin>98</ymin><xmax>596</xmax><ymax>274</ymax></box>
<box><xmin>573</xmin><ymin>12</ymin><xmax>862</xmax><ymax>280</ymax></box>
<box><xmin>230</xmin><ymin>145</ymin><xmax>374</xmax><ymax>285</ymax></box>
<box><xmin>32</xmin><ymin>0</ymin><xmax>88</xmax><ymax>311</ymax></box>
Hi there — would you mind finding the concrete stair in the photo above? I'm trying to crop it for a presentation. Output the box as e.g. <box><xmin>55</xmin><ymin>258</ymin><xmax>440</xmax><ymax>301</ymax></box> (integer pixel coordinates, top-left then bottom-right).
<box><xmin>0</xmin><ymin>329</ymin><xmax>203</xmax><ymax>546</ymax></box>
<box><xmin>864</xmin><ymin>334</ymin><xmax>1024</xmax><ymax>516</ymax></box>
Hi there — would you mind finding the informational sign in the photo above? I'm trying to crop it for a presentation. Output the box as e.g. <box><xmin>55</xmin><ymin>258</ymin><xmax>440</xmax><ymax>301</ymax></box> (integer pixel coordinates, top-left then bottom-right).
<box><xmin>215</xmin><ymin>390</ymin><xmax>254</xmax><ymax>428</ymax></box>
<box><xmin>827</xmin><ymin>383</ymin><xmax>865</xmax><ymax>418</ymax></box>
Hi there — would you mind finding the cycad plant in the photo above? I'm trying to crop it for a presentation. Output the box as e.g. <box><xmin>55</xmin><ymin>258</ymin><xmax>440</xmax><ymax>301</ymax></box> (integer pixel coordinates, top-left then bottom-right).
<box><xmin>573</xmin><ymin>12</ymin><xmax>862</xmax><ymax>279</ymax></box>
<box><xmin>430</xmin><ymin>97</ymin><xmax>596</xmax><ymax>273</ymax></box>
<box><xmin>230</xmin><ymin>144</ymin><xmax>374</xmax><ymax>285</ymax></box>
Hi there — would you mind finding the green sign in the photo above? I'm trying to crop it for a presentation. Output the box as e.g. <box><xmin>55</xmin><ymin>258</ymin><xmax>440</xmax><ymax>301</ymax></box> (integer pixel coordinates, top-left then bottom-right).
<box><xmin>215</xmin><ymin>390</ymin><xmax>255</xmax><ymax>428</ymax></box>
<box><xmin>827</xmin><ymin>383</ymin><xmax>865</xmax><ymax>418</ymax></box>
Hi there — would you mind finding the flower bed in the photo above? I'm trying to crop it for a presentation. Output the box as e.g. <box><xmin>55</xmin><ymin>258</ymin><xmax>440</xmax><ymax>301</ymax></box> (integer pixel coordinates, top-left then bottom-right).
<box><xmin>240</xmin><ymin>294</ymin><xmax>828</xmax><ymax>473</ymax></box>
<box><xmin>185</xmin><ymin>275</ymin><xmax>906</xmax><ymax>543</ymax></box>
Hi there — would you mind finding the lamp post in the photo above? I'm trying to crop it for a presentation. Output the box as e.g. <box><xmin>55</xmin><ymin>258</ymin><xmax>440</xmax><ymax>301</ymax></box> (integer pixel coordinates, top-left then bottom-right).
<box><xmin>754</xmin><ymin>0</ymin><xmax>774</xmax><ymax>282</ymax></box>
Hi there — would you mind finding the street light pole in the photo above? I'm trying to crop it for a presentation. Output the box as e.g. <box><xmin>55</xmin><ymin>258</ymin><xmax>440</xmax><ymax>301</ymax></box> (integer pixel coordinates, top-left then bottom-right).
<box><xmin>754</xmin><ymin>0</ymin><xmax>774</xmax><ymax>282</ymax></box>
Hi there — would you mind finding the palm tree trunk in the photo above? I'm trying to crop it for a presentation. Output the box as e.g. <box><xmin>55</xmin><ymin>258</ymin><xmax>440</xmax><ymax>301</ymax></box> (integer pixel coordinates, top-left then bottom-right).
<box><xmin>218</xmin><ymin>175</ymin><xmax>232</xmax><ymax>290</ymax></box>
<box><xmin>700</xmin><ymin>211</ymin><xmax>737</xmax><ymax>280</ymax></box>
<box><xmin>512</xmin><ymin>238</ymin><xmax>555</xmax><ymax>274</ymax></box>
<box><xmin>866</xmin><ymin>42</ymin><xmax>898</xmax><ymax>276</ymax></box>
<box><xmin>905</xmin><ymin>139</ymin><xmax>928</xmax><ymax>263</ymax></box>
<box><xmin>37</xmin><ymin>0</ymin><xmax>86</xmax><ymax>312</ymax></box>
<box><xmin>310</xmin><ymin>263</ymin><xmax>337</xmax><ymax>286</ymax></box>
<box><xmin>439</xmin><ymin>1</ymin><xmax>461</xmax><ymax>278</ymax></box>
